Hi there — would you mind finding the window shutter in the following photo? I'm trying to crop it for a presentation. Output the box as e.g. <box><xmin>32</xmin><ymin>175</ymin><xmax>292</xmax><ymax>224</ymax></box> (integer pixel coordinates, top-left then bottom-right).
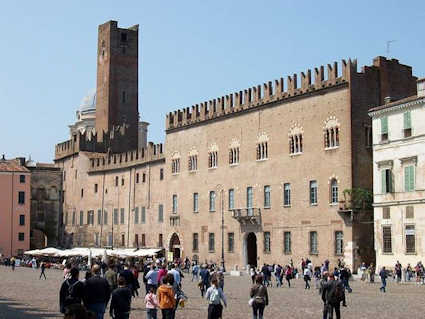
<box><xmin>381</xmin><ymin>117</ymin><xmax>388</xmax><ymax>134</ymax></box>
<box><xmin>404</xmin><ymin>111</ymin><xmax>411</xmax><ymax>129</ymax></box>
<box><xmin>381</xmin><ymin>170</ymin><xmax>387</xmax><ymax>193</ymax></box>
<box><xmin>404</xmin><ymin>166</ymin><xmax>410</xmax><ymax>192</ymax></box>
<box><xmin>409</xmin><ymin>166</ymin><xmax>415</xmax><ymax>191</ymax></box>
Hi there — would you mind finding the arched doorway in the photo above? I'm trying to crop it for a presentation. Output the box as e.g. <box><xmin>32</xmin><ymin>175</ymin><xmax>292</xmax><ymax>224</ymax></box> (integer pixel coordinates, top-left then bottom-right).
<box><xmin>246</xmin><ymin>232</ymin><xmax>257</xmax><ymax>268</ymax></box>
<box><xmin>169</xmin><ymin>233</ymin><xmax>181</xmax><ymax>260</ymax></box>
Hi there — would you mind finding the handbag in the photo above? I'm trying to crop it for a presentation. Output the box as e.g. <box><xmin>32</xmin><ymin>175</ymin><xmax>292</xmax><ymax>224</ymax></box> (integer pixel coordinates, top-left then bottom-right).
<box><xmin>248</xmin><ymin>297</ymin><xmax>254</xmax><ymax>306</ymax></box>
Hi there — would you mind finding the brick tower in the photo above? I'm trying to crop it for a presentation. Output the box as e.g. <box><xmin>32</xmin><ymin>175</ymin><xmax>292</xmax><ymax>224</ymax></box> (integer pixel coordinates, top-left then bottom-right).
<box><xmin>95</xmin><ymin>20</ymin><xmax>139</xmax><ymax>151</ymax></box>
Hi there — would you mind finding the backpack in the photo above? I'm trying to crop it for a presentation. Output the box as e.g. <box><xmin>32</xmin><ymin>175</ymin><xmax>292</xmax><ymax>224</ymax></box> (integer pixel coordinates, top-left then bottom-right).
<box><xmin>209</xmin><ymin>287</ymin><xmax>221</xmax><ymax>304</ymax></box>
<box><xmin>63</xmin><ymin>280</ymin><xmax>80</xmax><ymax>307</ymax></box>
<box><xmin>329</xmin><ymin>282</ymin><xmax>344</xmax><ymax>303</ymax></box>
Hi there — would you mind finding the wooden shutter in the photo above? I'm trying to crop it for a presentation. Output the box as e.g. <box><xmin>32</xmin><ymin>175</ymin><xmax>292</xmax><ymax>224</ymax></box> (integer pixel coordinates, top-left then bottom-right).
<box><xmin>381</xmin><ymin>170</ymin><xmax>387</xmax><ymax>193</ymax></box>
<box><xmin>381</xmin><ymin>117</ymin><xmax>388</xmax><ymax>134</ymax></box>
<box><xmin>404</xmin><ymin>111</ymin><xmax>411</xmax><ymax>129</ymax></box>
<box><xmin>409</xmin><ymin>166</ymin><xmax>415</xmax><ymax>191</ymax></box>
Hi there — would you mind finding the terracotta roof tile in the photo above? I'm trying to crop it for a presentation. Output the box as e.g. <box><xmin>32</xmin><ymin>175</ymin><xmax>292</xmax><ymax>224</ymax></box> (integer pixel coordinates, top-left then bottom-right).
<box><xmin>369</xmin><ymin>95</ymin><xmax>422</xmax><ymax>113</ymax></box>
<box><xmin>0</xmin><ymin>160</ymin><xmax>30</xmax><ymax>173</ymax></box>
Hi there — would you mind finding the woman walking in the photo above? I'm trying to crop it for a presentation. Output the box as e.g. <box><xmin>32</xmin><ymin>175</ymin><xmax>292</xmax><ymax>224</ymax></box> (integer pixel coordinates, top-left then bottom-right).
<box><xmin>157</xmin><ymin>274</ymin><xmax>176</xmax><ymax>319</ymax></box>
<box><xmin>250</xmin><ymin>274</ymin><xmax>269</xmax><ymax>319</ymax></box>
<box><xmin>205</xmin><ymin>277</ymin><xmax>227</xmax><ymax>319</ymax></box>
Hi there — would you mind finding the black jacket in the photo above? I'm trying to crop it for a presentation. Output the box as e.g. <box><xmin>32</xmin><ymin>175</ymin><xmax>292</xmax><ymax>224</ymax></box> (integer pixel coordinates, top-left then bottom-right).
<box><xmin>109</xmin><ymin>286</ymin><xmax>132</xmax><ymax>317</ymax></box>
<box><xmin>321</xmin><ymin>279</ymin><xmax>345</xmax><ymax>304</ymax></box>
<box><xmin>59</xmin><ymin>278</ymin><xmax>84</xmax><ymax>313</ymax></box>
<box><xmin>83</xmin><ymin>275</ymin><xmax>111</xmax><ymax>306</ymax></box>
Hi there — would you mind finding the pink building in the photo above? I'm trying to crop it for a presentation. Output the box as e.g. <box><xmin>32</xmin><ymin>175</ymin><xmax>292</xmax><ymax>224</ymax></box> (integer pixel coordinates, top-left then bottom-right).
<box><xmin>0</xmin><ymin>156</ymin><xmax>31</xmax><ymax>257</ymax></box>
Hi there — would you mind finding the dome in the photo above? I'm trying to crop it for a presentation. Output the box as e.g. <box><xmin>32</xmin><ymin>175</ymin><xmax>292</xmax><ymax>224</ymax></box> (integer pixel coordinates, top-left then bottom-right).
<box><xmin>79</xmin><ymin>89</ymin><xmax>96</xmax><ymax>114</ymax></box>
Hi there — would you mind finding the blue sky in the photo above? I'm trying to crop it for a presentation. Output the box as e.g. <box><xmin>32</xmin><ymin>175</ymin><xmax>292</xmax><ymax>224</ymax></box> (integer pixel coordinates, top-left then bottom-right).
<box><xmin>1</xmin><ymin>1</ymin><xmax>424</xmax><ymax>162</ymax></box>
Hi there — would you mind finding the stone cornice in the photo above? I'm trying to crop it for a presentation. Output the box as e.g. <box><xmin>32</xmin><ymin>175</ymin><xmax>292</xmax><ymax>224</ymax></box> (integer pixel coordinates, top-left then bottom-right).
<box><xmin>368</xmin><ymin>97</ymin><xmax>425</xmax><ymax>117</ymax></box>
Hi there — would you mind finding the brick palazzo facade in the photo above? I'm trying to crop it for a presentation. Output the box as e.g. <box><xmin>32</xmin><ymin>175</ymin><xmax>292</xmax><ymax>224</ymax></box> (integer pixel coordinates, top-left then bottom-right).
<box><xmin>55</xmin><ymin>20</ymin><xmax>418</xmax><ymax>271</ymax></box>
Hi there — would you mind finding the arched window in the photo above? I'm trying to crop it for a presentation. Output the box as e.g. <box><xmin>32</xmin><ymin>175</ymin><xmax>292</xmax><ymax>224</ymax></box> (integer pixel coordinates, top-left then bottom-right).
<box><xmin>289</xmin><ymin>125</ymin><xmax>303</xmax><ymax>155</ymax></box>
<box><xmin>324</xmin><ymin>117</ymin><xmax>340</xmax><ymax>149</ymax></box>
<box><xmin>330</xmin><ymin>178</ymin><xmax>338</xmax><ymax>204</ymax></box>
<box><xmin>257</xmin><ymin>133</ymin><xmax>269</xmax><ymax>160</ymax></box>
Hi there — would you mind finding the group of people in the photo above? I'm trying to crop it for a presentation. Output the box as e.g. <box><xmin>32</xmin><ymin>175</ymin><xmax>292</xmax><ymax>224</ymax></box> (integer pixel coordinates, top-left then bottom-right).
<box><xmin>60</xmin><ymin>259</ymin><xmax>189</xmax><ymax>319</ymax></box>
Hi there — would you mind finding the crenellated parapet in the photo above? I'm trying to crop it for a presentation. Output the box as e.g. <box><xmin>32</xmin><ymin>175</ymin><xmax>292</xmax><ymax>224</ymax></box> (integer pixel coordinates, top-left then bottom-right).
<box><xmin>87</xmin><ymin>142</ymin><xmax>165</xmax><ymax>173</ymax></box>
<box><xmin>166</xmin><ymin>58</ymin><xmax>358</xmax><ymax>131</ymax></box>
<box><xmin>55</xmin><ymin>124</ymin><xmax>142</xmax><ymax>161</ymax></box>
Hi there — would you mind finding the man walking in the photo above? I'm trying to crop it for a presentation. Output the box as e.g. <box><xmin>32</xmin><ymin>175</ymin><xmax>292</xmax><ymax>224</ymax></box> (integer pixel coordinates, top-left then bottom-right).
<box><xmin>379</xmin><ymin>267</ymin><xmax>388</xmax><ymax>293</ymax></box>
<box><xmin>109</xmin><ymin>277</ymin><xmax>132</xmax><ymax>319</ymax></box>
<box><xmin>59</xmin><ymin>267</ymin><xmax>84</xmax><ymax>314</ymax></box>
<box><xmin>39</xmin><ymin>261</ymin><xmax>47</xmax><ymax>280</ymax></box>
<box><xmin>322</xmin><ymin>273</ymin><xmax>346</xmax><ymax>319</ymax></box>
<box><xmin>104</xmin><ymin>262</ymin><xmax>118</xmax><ymax>291</ymax></box>
<box><xmin>145</xmin><ymin>264</ymin><xmax>159</xmax><ymax>293</ymax></box>
<box><xmin>83</xmin><ymin>264</ymin><xmax>111</xmax><ymax>319</ymax></box>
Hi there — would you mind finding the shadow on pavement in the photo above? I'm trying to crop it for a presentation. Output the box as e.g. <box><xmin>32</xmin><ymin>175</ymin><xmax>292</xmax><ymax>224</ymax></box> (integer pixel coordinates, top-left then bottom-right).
<box><xmin>0</xmin><ymin>298</ymin><xmax>60</xmax><ymax>319</ymax></box>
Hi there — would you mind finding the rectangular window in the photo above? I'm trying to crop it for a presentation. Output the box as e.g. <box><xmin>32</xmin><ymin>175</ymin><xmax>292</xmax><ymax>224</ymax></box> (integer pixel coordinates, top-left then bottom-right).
<box><xmin>115</xmin><ymin>176</ymin><xmax>119</xmax><ymax>186</ymax></box>
<box><xmin>284</xmin><ymin>183</ymin><xmax>291</xmax><ymax>206</ymax></box>
<box><xmin>406</xmin><ymin>206</ymin><xmax>414</xmax><ymax>219</ymax></box>
<box><xmin>120</xmin><ymin>208</ymin><xmax>125</xmax><ymax>224</ymax></box>
<box><xmin>142</xmin><ymin>173</ymin><xmax>146</xmax><ymax>183</ymax></box>
<box><xmin>405</xmin><ymin>225</ymin><xmax>415</xmax><ymax>253</ymax></box>
<box><xmin>104</xmin><ymin>210</ymin><xmax>108</xmax><ymax>225</ymax></box>
<box><xmin>193</xmin><ymin>233</ymin><xmax>199</xmax><ymax>251</ymax></box>
<box><xmin>136</xmin><ymin>173</ymin><xmax>139</xmax><ymax>183</ymax></box>
<box><xmin>18</xmin><ymin>191</ymin><xmax>25</xmax><ymax>204</ymax></box>
<box><xmin>18</xmin><ymin>232</ymin><xmax>25</xmax><ymax>241</ymax></box>
<box><xmin>247</xmin><ymin>186</ymin><xmax>253</xmax><ymax>215</ymax></box>
<box><xmin>228</xmin><ymin>232</ymin><xmax>234</xmax><ymax>253</ymax></box>
<box><xmin>284</xmin><ymin>232</ymin><xmax>291</xmax><ymax>254</ymax></box>
<box><xmin>97</xmin><ymin>210</ymin><xmax>102</xmax><ymax>225</ymax></box>
<box><xmin>158</xmin><ymin>204</ymin><xmax>163</xmax><ymax>222</ymax></box>
<box><xmin>309</xmin><ymin>181</ymin><xmax>318</xmax><ymax>205</ymax></box>
<box><xmin>19</xmin><ymin>215</ymin><xmax>25</xmax><ymax>226</ymax></box>
<box><xmin>228</xmin><ymin>189</ymin><xmax>234</xmax><ymax>210</ymax></box>
<box><xmin>113</xmin><ymin>209</ymin><xmax>118</xmax><ymax>225</ymax></box>
<box><xmin>95</xmin><ymin>233</ymin><xmax>99</xmax><ymax>247</ymax></box>
<box><xmin>121</xmin><ymin>234</ymin><xmax>125</xmax><ymax>247</ymax></box>
<box><xmin>193</xmin><ymin>193</ymin><xmax>199</xmax><ymax>212</ymax></box>
<box><xmin>383</xmin><ymin>207</ymin><xmax>390</xmax><ymax>219</ymax></box>
<box><xmin>135</xmin><ymin>234</ymin><xmax>139</xmax><ymax>247</ymax></box>
<box><xmin>81</xmin><ymin>188</ymin><xmax>84</xmax><ymax>198</ymax></box>
<box><xmin>79</xmin><ymin>211</ymin><xmax>84</xmax><ymax>226</ymax></box>
<box><xmin>404</xmin><ymin>166</ymin><xmax>415</xmax><ymax>192</ymax></box>
<box><xmin>264</xmin><ymin>232</ymin><xmax>271</xmax><ymax>253</ymax></box>
<box><xmin>141</xmin><ymin>234</ymin><xmax>146</xmax><ymax>246</ymax></box>
<box><xmin>72</xmin><ymin>211</ymin><xmax>76</xmax><ymax>226</ymax></box>
<box><xmin>64</xmin><ymin>212</ymin><xmax>68</xmax><ymax>225</ymax></box>
<box><xmin>264</xmin><ymin>185</ymin><xmax>271</xmax><ymax>208</ymax></box>
<box><xmin>335</xmin><ymin>231</ymin><xmax>343</xmax><ymax>255</ymax></box>
<box><xmin>121</xmin><ymin>178</ymin><xmax>124</xmax><ymax>186</ymax></box>
<box><xmin>381</xmin><ymin>168</ymin><xmax>393</xmax><ymax>193</ymax></box>
<box><xmin>94</xmin><ymin>184</ymin><xmax>98</xmax><ymax>193</ymax></box>
<box><xmin>383</xmin><ymin>226</ymin><xmax>392</xmax><ymax>253</ymax></box>
<box><xmin>159</xmin><ymin>233</ymin><xmax>163</xmax><ymax>247</ymax></box>
<box><xmin>108</xmin><ymin>233</ymin><xmax>113</xmax><ymax>247</ymax></box>
<box><xmin>160</xmin><ymin>168</ymin><xmax>164</xmax><ymax>180</ymax></box>
<box><xmin>19</xmin><ymin>175</ymin><xmax>25</xmax><ymax>183</ymax></box>
<box><xmin>134</xmin><ymin>207</ymin><xmax>139</xmax><ymax>224</ymax></box>
<box><xmin>309</xmin><ymin>231</ymin><xmax>318</xmax><ymax>254</ymax></box>
<box><xmin>209</xmin><ymin>191</ymin><xmax>216</xmax><ymax>212</ymax></box>
<box><xmin>403</xmin><ymin>111</ymin><xmax>412</xmax><ymax>137</ymax></box>
<box><xmin>141</xmin><ymin>207</ymin><xmax>146</xmax><ymax>223</ymax></box>
<box><xmin>208</xmin><ymin>233</ymin><xmax>215</xmax><ymax>252</ymax></box>
<box><xmin>172</xmin><ymin>194</ymin><xmax>178</xmax><ymax>213</ymax></box>
<box><xmin>381</xmin><ymin>116</ymin><xmax>388</xmax><ymax>141</ymax></box>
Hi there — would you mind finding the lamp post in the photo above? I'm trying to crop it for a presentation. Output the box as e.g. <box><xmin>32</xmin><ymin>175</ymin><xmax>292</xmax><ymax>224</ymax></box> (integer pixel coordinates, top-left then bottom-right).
<box><xmin>216</xmin><ymin>184</ymin><xmax>226</xmax><ymax>272</ymax></box>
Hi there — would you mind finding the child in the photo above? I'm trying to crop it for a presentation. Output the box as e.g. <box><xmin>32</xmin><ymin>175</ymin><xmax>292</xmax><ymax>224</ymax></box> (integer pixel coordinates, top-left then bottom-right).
<box><xmin>145</xmin><ymin>286</ymin><xmax>159</xmax><ymax>319</ymax></box>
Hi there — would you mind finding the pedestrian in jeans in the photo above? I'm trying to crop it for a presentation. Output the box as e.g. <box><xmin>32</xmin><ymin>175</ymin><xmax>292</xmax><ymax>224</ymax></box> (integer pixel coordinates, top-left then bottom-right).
<box><xmin>157</xmin><ymin>274</ymin><xmax>176</xmax><ymax>319</ymax></box>
<box><xmin>379</xmin><ymin>267</ymin><xmax>388</xmax><ymax>293</ymax></box>
<box><xmin>206</xmin><ymin>277</ymin><xmax>227</xmax><ymax>319</ymax></box>
<box><xmin>250</xmin><ymin>274</ymin><xmax>269</xmax><ymax>319</ymax></box>
<box><xmin>39</xmin><ymin>262</ymin><xmax>47</xmax><ymax>280</ymax></box>
<box><xmin>83</xmin><ymin>264</ymin><xmax>111</xmax><ymax>319</ymax></box>
<box><xmin>145</xmin><ymin>286</ymin><xmax>159</xmax><ymax>319</ymax></box>
<box><xmin>304</xmin><ymin>267</ymin><xmax>312</xmax><ymax>289</ymax></box>
<box><xmin>109</xmin><ymin>277</ymin><xmax>132</xmax><ymax>319</ymax></box>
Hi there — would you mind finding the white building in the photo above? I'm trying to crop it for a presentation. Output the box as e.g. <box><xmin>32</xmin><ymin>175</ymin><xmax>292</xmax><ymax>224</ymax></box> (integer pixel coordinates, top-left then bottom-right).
<box><xmin>369</xmin><ymin>78</ymin><xmax>425</xmax><ymax>270</ymax></box>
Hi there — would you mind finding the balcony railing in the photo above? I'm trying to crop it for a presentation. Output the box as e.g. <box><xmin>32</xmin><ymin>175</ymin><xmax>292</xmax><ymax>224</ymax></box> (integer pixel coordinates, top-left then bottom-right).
<box><xmin>231</xmin><ymin>208</ymin><xmax>261</xmax><ymax>225</ymax></box>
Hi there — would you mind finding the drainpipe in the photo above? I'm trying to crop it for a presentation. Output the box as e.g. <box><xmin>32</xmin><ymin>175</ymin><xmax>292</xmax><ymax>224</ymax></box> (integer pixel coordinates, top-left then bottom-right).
<box><xmin>127</xmin><ymin>168</ymin><xmax>132</xmax><ymax>247</ymax></box>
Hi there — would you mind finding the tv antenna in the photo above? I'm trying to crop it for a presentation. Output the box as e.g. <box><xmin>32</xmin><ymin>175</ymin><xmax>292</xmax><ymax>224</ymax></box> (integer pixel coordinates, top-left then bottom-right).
<box><xmin>386</xmin><ymin>40</ymin><xmax>396</xmax><ymax>56</ymax></box>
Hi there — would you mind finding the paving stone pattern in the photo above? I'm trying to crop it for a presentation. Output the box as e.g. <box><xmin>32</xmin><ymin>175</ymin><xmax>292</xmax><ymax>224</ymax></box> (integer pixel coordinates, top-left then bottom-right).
<box><xmin>0</xmin><ymin>267</ymin><xmax>424</xmax><ymax>319</ymax></box>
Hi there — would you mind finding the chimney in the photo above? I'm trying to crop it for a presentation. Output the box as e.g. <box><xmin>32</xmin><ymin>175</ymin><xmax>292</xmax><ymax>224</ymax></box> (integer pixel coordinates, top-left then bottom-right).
<box><xmin>418</xmin><ymin>78</ymin><xmax>425</xmax><ymax>97</ymax></box>
<box><xmin>1</xmin><ymin>154</ymin><xmax>5</xmax><ymax>161</ymax></box>
<box><xmin>384</xmin><ymin>96</ymin><xmax>393</xmax><ymax>104</ymax></box>
<box><xmin>17</xmin><ymin>157</ymin><xmax>26</xmax><ymax>166</ymax></box>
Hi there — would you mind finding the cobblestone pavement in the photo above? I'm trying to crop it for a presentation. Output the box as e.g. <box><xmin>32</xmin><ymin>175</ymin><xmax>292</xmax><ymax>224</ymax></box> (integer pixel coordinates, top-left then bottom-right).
<box><xmin>1</xmin><ymin>266</ymin><xmax>425</xmax><ymax>319</ymax></box>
